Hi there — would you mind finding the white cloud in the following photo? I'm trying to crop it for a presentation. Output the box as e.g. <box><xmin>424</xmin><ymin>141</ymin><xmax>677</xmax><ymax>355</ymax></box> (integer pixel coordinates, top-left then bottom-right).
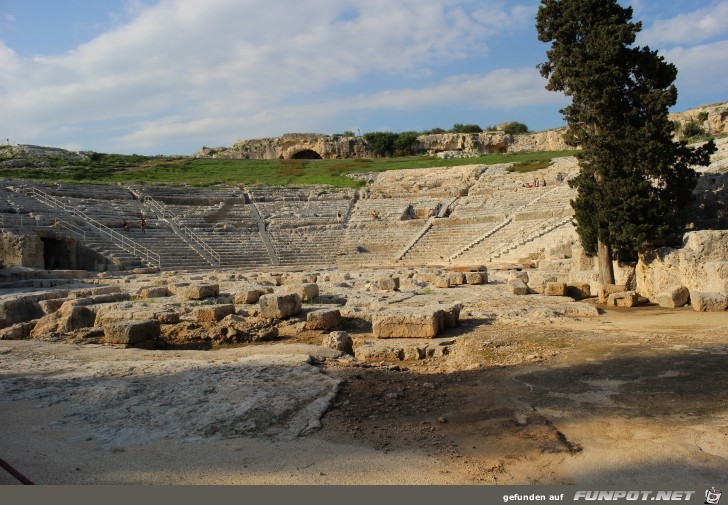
<box><xmin>663</xmin><ymin>40</ymin><xmax>728</xmax><ymax>94</ymax></box>
<box><xmin>0</xmin><ymin>0</ymin><xmax>543</xmax><ymax>152</ymax></box>
<box><xmin>640</xmin><ymin>1</ymin><xmax>728</xmax><ymax>47</ymax></box>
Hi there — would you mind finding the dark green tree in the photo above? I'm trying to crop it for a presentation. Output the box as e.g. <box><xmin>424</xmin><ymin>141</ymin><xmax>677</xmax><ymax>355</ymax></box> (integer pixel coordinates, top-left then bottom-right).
<box><xmin>363</xmin><ymin>132</ymin><xmax>399</xmax><ymax>157</ymax></box>
<box><xmin>450</xmin><ymin>123</ymin><xmax>483</xmax><ymax>133</ymax></box>
<box><xmin>503</xmin><ymin>122</ymin><xmax>530</xmax><ymax>135</ymax></box>
<box><xmin>536</xmin><ymin>0</ymin><xmax>716</xmax><ymax>284</ymax></box>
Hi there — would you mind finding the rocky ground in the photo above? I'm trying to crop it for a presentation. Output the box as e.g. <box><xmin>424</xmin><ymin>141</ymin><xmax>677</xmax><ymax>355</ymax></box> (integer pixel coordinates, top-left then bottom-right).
<box><xmin>0</xmin><ymin>269</ymin><xmax>727</xmax><ymax>485</ymax></box>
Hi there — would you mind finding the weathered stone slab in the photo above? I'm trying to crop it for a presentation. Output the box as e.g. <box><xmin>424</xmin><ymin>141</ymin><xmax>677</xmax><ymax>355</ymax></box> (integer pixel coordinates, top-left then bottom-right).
<box><xmin>526</xmin><ymin>271</ymin><xmax>558</xmax><ymax>294</ymax></box>
<box><xmin>233</xmin><ymin>288</ymin><xmax>265</xmax><ymax>305</ymax></box>
<box><xmin>0</xmin><ymin>296</ymin><xmax>43</xmax><ymax>327</ymax></box>
<box><xmin>509</xmin><ymin>271</ymin><xmax>529</xmax><ymax>284</ymax></box>
<box><xmin>435</xmin><ymin>303</ymin><xmax>461</xmax><ymax>330</ymax></box>
<box><xmin>323</xmin><ymin>331</ymin><xmax>353</xmax><ymax>354</ymax></box>
<box><xmin>103</xmin><ymin>319</ymin><xmax>160</xmax><ymax>345</ymax></box>
<box><xmin>375</xmin><ymin>275</ymin><xmax>400</xmax><ymax>291</ymax></box>
<box><xmin>655</xmin><ymin>286</ymin><xmax>690</xmax><ymax>308</ymax></box>
<box><xmin>544</xmin><ymin>282</ymin><xmax>568</xmax><ymax>296</ymax></box>
<box><xmin>196</xmin><ymin>304</ymin><xmax>236</xmax><ymax>323</ymax></box>
<box><xmin>508</xmin><ymin>279</ymin><xmax>529</xmax><ymax>295</ymax></box>
<box><xmin>433</xmin><ymin>276</ymin><xmax>451</xmax><ymax>288</ymax></box>
<box><xmin>464</xmin><ymin>272</ymin><xmax>486</xmax><ymax>285</ymax></box>
<box><xmin>447</xmin><ymin>272</ymin><xmax>465</xmax><ymax>286</ymax></box>
<box><xmin>598</xmin><ymin>284</ymin><xmax>627</xmax><ymax>304</ymax></box>
<box><xmin>284</xmin><ymin>283</ymin><xmax>319</xmax><ymax>302</ymax></box>
<box><xmin>372</xmin><ymin>309</ymin><xmax>440</xmax><ymax>339</ymax></box>
<box><xmin>607</xmin><ymin>291</ymin><xmax>640</xmax><ymax>308</ymax></box>
<box><xmin>38</xmin><ymin>298</ymin><xmax>66</xmax><ymax>315</ymax></box>
<box><xmin>306</xmin><ymin>309</ymin><xmax>341</xmax><ymax>331</ymax></box>
<box><xmin>171</xmin><ymin>283</ymin><xmax>219</xmax><ymax>300</ymax></box>
<box><xmin>690</xmin><ymin>291</ymin><xmax>728</xmax><ymax>312</ymax></box>
<box><xmin>30</xmin><ymin>304</ymin><xmax>95</xmax><ymax>337</ymax></box>
<box><xmin>139</xmin><ymin>286</ymin><xmax>169</xmax><ymax>299</ymax></box>
<box><xmin>566</xmin><ymin>283</ymin><xmax>592</xmax><ymax>300</ymax></box>
<box><xmin>0</xmin><ymin>322</ymin><xmax>32</xmax><ymax>340</ymax></box>
<box><xmin>259</xmin><ymin>293</ymin><xmax>302</xmax><ymax>319</ymax></box>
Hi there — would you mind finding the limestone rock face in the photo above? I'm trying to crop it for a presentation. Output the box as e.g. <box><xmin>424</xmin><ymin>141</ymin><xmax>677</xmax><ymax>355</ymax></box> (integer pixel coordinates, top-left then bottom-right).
<box><xmin>464</xmin><ymin>272</ymin><xmax>485</xmax><ymax>285</ymax></box>
<box><xmin>0</xmin><ymin>232</ymin><xmax>44</xmax><ymax>268</ymax></box>
<box><xmin>375</xmin><ymin>275</ymin><xmax>400</xmax><ymax>291</ymax></box>
<box><xmin>259</xmin><ymin>293</ymin><xmax>302</xmax><ymax>319</ymax></box>
<box><xmin>636</xmin><ymin>231</ymin><xmax>728</xmax><ymax>302</ymax></box>
<box><xmin>690</xmin><ymin>292</ymin><xmax>728</xmax><ymax>312</ymax></box>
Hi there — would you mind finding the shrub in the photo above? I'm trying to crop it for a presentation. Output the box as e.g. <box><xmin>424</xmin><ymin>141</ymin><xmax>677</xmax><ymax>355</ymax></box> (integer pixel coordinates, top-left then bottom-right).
<box><xmin>394</xmin><ymin>131</ymin><xmax>420</xmax><ymax>156</ymax></box>
<box><xmin>363</xmin><ymin>132</ymin><xmax>399</xmax><ymax>157</ymax></box>
<box><xmin>503</xmin><ymin>122</ymin><xmax>530</xmax><ymax>135</ymax></box>
<box><xmin>682</xmin><ymin>120</ymin><xmax>705</xmax><ymax>138</ymax></box>
<box><xmin>450</xmin><ymin>123</ymin><xmax>483</xmax><ymax>133</ymax></box>
<box><xmin>698</xmin><ymin>111</ymin><xmax>709</xmax><ymax>122</ymax></box>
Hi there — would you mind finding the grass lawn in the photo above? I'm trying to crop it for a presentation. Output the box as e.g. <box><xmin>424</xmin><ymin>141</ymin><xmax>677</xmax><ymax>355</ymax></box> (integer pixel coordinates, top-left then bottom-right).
<box><xmin>0</xmin><ymin>150</ymin><xmax>579</xmax><ymax>188</ymax></box>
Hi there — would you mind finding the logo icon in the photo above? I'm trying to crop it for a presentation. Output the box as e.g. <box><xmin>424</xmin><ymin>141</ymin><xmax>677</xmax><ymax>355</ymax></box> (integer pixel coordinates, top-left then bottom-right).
<box><xmin>706</xmin><ymin>487</ymin><xmax>722</xmax><ymax>505</ymax></box>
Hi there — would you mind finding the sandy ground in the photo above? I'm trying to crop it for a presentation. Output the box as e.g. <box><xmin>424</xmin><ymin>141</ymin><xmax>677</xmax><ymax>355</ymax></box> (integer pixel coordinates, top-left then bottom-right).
<box><xmin>1</xmin><ymin>296</ymin><xmax>727</xmax><ymax>485</ymax></box>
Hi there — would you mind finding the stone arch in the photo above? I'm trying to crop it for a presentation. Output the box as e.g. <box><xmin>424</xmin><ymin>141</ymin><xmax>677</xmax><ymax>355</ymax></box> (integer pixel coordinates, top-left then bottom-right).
<box><xmin>290</xmin><ymin>149</ymin><xmax>323</xmax><ymax>160</ymax></box>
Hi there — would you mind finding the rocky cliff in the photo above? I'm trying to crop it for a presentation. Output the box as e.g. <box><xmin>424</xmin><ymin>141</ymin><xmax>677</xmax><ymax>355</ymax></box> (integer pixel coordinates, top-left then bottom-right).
<box><xmin>195</xmin><ymin>101</ymin><xmax>728</xmax><ymax>161</ymax></box>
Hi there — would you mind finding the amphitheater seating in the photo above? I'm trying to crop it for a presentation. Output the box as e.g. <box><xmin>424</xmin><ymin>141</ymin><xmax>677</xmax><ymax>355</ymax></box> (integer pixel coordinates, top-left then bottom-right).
<box><xmin>1</xmin><ymin>158</ymin><xmax>588</xmax><ymax>271</ymax></box>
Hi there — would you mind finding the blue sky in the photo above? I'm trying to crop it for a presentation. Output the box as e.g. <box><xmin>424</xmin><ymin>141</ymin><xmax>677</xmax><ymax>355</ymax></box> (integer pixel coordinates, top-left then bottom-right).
<box><xmin>1</xmin><ymin>0</ymin><xmax>727</xmax><ymax>155</ymax></box>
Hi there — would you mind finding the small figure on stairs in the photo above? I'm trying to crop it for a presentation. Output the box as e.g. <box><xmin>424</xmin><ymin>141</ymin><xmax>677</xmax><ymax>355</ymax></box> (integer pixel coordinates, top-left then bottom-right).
<box><xmin>140</xmin><ymin>216</ymin><xmax>146</xmax><ymax>234</ymax></box>
<box><xmin>122</xmin><ymin>219</ymin><xmax>129</xmax><ymax>232</ymax></box>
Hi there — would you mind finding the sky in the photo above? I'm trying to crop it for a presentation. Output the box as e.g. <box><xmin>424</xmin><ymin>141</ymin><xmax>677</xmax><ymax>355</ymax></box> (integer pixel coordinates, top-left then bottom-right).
<box><xmin>1</xmin><ymin>0</ymin><xmax>727</xmax><ymax>155</ymax></box>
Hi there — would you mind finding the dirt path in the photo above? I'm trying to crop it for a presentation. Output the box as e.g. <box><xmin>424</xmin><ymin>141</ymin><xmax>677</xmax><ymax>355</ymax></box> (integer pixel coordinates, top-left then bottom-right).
<box><xmin>1</xmin><ymin>305</ymin><xmax>726</xmax><ymax>485</ymax></box>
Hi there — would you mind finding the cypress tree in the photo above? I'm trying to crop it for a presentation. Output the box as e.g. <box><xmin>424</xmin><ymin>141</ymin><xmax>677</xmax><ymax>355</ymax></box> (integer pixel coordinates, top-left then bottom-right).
<box><xmin>536</xmin><ymin>0</ymin><xmax>716</xmax><ymax>284</ymax></box>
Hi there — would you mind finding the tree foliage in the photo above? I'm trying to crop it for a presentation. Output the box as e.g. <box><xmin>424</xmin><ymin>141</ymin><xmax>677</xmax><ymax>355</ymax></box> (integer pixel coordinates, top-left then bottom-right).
<box><xmin>450</xmin><ymin>123</ymin><xmax>483</xmax><ymax>133</ymax></box>
<box><xmin>503</xmin><ymin>122</ymin><xmax>530</xmax><ymax>135</ymax></box>
<box><xmin>536</xmin><ymin>0</ymin><xmax>716</xmax><ymax>273</ymax></box>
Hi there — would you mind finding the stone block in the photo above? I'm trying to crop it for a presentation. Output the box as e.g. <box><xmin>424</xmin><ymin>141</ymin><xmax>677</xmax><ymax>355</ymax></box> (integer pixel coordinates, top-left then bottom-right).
<box><xmin>284</xmin><ymin>283</ymin><xmax>319</xmax><ymax>302</ymax></box>
<box><xmin>447</xmin><ymin>272</ymin><xmax>465</xmax><ymax>286</ymax></box>
<box><xmin>433</xmin><ymin>276</ymin><xmax>450</xmax><ymax>289</ymax></box>
<box><xmin>566</xmin><ymin>283</ymin><xmax>591</xmax><ymax>300</ymax></box>
<box><xmin>544</xmin><ymin>282</ymin><xmax>568</xmax><ymax>296</ymax></box>
<box><xmin>0</xmin><ymin>296</ymin><xmax>43</xmax><ymax>326</ymax></box>
<box><xmin>0</xmin><ymin>322</ymin><xmax>32</xmax><ymax>340</ymax></box>
<box><xmin>104</xmin><ymin>319</ymin><xmax>160</xmax><ymax>345</ymax></box>
<box><xmin>508</xmin><ymin>279</ymin><xmax>529</xmax><ymax>295</ymax></box>
<box><xmin>509</xmin><ymin>271</ymin><xmax>529</xmax><ymax>284</ymax></box>
<box><xmin>375</xmin><ymin>275</ymin><xmax>400</xmax><ymax>291</ymax></box>
<box><xmin>306</xmin><ymin>309</ymin><xmax>341</xmax><ymax>331</ymax></box>
<box><xmin>526</xmin><ymin>271</ymin><xmax>557</xmax><ymax>294</ymax></box>
<box><xmin>607</xmin><ymin>291</ymin><xmax>640</xmax><ymax>308</ymax></box>
<box><xmin>38</xmin><ymin>298</ymin><xmax>66</xmax><ymax>315</ymax></box>
<box><xmin>259</xmin><ymin>293</ymin><xmax>302</xmax><ymax>319</ymax></box>
<box><xmin>30</xmin><ymin>304</ymin><xmax>96</xmax><ymax>337</ymax></box>
<box><xmin>464</xmin><ymin>272</ymin><xmax>485</xmax><ymax>285</ymax></box>
<box><xmin>322</xmin><ymin>331</ymin><xmax>353</xmax><ymax>355</ymax></box>
<box><xmin>436</xmin><ymin>304</ymin><xmax>461</xmax><ymax>329</ymax></box>
<box><xmin>372</xmin><ymin>310</ymin><xmax>441</xmax><ymax>338</ymax></box>
<box><xmin>598</xmin><ymin>284</ymin><xmax>627</xmax><ymax>304</ymax></box>
<box><xmin>655</xmin><ymin>286</ymin><xmax>690</xmax><ymax>308</ymax></box>
<box><xmin>234</xmin><ymin>288</ymin><xmax>265</xmax><ymax>304</ymax></box>
<box><xmin>139</xmin><ymin>286</ymin><xmax>169</xmax><ymax>299</ymax></box>
<box><xmin>196</xmin><ymin>304</ymin><xmax>235</xmax><ymax>323</ymax></box>
<box><xmin>690</xmin><ymin>292</ymin><xmax>728</xmax><ymax>312</ymax></box>
<box><xmin>356</xmin><ymin>341</ymin><xmax>404</xmax><ymax>362</ymax></box>
<box><xmin>172</xmin><ymin>283</ymin><xmax>219</xmax><ymax>300</ymax></box>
